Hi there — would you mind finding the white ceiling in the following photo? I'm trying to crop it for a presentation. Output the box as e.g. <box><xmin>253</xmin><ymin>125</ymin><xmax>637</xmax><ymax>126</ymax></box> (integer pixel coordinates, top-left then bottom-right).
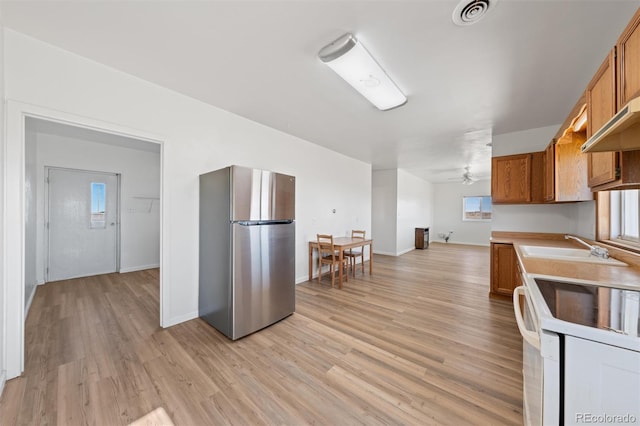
<box><xmin>2</xmin><ymin>0</ymin><xmax>638</xmax><ymax>183</ymax></box>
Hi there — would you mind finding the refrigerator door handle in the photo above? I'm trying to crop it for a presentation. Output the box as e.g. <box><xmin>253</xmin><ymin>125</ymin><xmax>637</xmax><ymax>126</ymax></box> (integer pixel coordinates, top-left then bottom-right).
<box><xmin>236</xmin><ymin>220</ymin><xmax>293</xmax><ymax>226</ymax></box>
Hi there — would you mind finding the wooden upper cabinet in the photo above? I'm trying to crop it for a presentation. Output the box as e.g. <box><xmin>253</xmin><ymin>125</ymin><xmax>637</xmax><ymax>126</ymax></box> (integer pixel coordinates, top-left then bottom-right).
<box><xmin>586</xmin><ymin>50</ymin><xmax>618</xmax><ymax>188</ymax></box>
<box><xmin>530</xmin><ymin>151</ymin><xmax>545</xmax><ymax>204</ymax></box>
<box><xmin>555</xmin><ymin>132</ymin><xmax>593</xmax><ymax>202</ymax></box>
<box><xmin>617</xmin><ymin>8</ymin><xmax>640</xmax><ymax>109</ymax></box>
<box><xmin>542</xmin><ymin>134</ymin><xmax>593</xmax><ymax>203</ymax></box>
<box><xmin>544</xmin><ymin>141</ymin><xmax>555</xmax><ymax>202</ymax></box>
<box><xmin>543</xmin><ymin>98</ymin><xmax>592</xmax><ymax>202</ymax></box>
<box><xmin>492</xmin><ymin>154</ymin><xmax>532</xmax><ymax>203</ymax></box>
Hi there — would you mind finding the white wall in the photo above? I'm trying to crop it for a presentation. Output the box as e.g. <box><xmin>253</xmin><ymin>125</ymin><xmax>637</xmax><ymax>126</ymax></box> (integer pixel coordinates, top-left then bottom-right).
<box><xmin>491</xmin><ymin>203</ymin><xmax>580</xmax><ymax>234</ymax></box>
<box><xmin>24</xmin><ymin>124</ymin><xmax>37</xmax><ymax>310</ymax></box>
<box><xmin>397</xmin><ymin>169</ymin><xmax>434</xmax><ymax>254</ymax></box>
<box><xmin>490</xmin><ymin>200</ymin><xmax>594</xmax><ymax>238</ymax></box>
<box><xmin>372</xmin><ymin>170</ymin><xmax>398</xmax><ymax>255</ymax></box>
<box><xmin>2</xmin><ymin>29</ymin><xmax>372</xmax><ymax>379</ymax></box>
<box><xmin>576</xmin><ymin>200</ymin><xmax>596</xmax><ymax>240</ymax></box>
<box><xmin>0</xmin><ymin>15</ymin><xmax>5</xmax><ymax>394</ymax></box>
<box><xmin>491</xmin><ymin>125</ymin><xmax>559</xmax><ymax>157</ymax></box>
<box><xmin>433</xmin><ymin>180</ymin><xmax>492</xmax><ymax>246</ymax></box>
<box><xmin>33</xmin><ymin>129</ymin><xmax>161</xmax><ymax>282</ymax></box>
<box><xmin>491</xmin><ymin>124</ymin><xmax>594</xmax><ymax>234</ymax></box>
<box><xmin>372</xmin><ymin>169</ymin><xmax>434</xmax><ymax>255</ymax></box>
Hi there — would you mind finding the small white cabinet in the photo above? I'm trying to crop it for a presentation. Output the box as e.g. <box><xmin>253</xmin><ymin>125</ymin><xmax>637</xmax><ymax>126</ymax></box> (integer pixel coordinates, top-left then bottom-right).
<box><xmin>564</xmin><ymin>336</ymin><xmax>640</xmax><ymax>425</ymax></box>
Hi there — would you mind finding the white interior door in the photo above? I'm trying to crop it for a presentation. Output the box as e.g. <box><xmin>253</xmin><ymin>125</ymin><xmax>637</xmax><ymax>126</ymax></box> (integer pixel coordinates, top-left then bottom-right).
<box><xmin>47</xmin><ymin>167</ymin><xmax>119</xmax><ymax>281</ymax></box>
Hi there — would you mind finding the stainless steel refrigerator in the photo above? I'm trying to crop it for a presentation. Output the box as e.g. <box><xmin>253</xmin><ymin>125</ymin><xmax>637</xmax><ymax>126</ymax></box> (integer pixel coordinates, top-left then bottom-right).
<box><xmin>199</xmin><ymin>165</ymin><xmax>295</xmax><ymax>340</ymax></box>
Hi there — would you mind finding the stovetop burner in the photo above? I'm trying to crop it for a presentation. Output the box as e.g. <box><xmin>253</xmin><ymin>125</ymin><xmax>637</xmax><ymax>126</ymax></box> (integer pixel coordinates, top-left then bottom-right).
<box><xmin>534</xmin><ymin>278</ymin><xmax>640</xmax><ymax>336</ymax></box>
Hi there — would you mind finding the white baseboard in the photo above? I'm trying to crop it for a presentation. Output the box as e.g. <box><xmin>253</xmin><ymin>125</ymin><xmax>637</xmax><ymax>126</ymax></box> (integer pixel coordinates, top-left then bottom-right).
<box><xmin>0</xmin><ymin>370</ymin><xmax>6</xmax><ymax>399</ymax></box>
<box><xmin>120</xmin><ymin>263</ymin><xmax>160</xmax><ymax>273</ymax></box>
<box><xmin>24</xmin><ymin>285</ymin><xmax>36</xmax><ymax>319</ymax></box>
<box><xmin>432</xmin><ymin>241</ymin><xmax>490</xmax><ymax>247</ymax></box>
<box><xmin>397</xmin><ymin>247</ymin><xmax>414</xmax><ymax>256</ymax></box>
<box><xmin>162</xmin><ymin>310</ymin><xmax>198</xmax><ymax>328</ymax></box>
<box><xmin>375</xmin><ymin>249</ymin><xmax>417</xmax><ymax>256</ymax></box>
<box><xmin>373</xmin><ymin>247</ymin><xmax>420</xmax><ymax>256</ymax></box>
<box><xmin>372</xmin><ymin>250</ymin><xmax>398</xmax><ymax>256</ymax></box>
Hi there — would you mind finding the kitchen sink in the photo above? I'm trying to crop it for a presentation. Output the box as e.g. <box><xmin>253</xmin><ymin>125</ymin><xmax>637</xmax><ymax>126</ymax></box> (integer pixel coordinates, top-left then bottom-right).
<box><xmin>519</xmin><ymin>245</ymin><xmax>627</xmax><ymax>266</ymax></box>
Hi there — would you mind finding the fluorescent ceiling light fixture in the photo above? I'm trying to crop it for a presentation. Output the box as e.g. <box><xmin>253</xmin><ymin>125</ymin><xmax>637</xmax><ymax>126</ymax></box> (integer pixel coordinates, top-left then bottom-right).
<box><xmin>318</xmin><ymin>33</ymin><xmax>407</xmax><ymax>111</ymax></box>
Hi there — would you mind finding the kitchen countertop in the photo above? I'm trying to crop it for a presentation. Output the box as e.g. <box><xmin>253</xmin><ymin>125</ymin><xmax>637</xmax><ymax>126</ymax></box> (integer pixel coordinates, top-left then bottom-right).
<box><xmin>492</xmin><ymin>232</ymin><xmax>640</xmax><ymax>351</ymax></box>
<box><xmin>491</xmin><ymin>232</ymin><xmax>640</xmax><ymax>290</ymax></box>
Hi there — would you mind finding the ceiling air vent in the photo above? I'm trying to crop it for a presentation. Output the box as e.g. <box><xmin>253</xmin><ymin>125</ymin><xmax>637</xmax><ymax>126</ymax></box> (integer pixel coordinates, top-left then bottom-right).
<box><xmin>452</xmin><ymin>0</ymin><xmax>498</xmax><ymax>26</ymax></box>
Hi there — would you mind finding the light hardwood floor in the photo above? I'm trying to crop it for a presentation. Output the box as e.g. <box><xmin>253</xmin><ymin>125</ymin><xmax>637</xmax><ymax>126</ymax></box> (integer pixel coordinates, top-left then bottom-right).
<box><xmin>0</xmin><ymin>243</ymin><xmax>523</xmax><ymax>425</ymax></box>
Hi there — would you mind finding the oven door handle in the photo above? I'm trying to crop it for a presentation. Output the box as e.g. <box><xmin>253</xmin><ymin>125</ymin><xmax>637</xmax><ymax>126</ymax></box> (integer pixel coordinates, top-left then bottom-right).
<box><xmin>513</xmin><ymin>286</ymin><xmax>541</xmax><ymax>350</ymax></box>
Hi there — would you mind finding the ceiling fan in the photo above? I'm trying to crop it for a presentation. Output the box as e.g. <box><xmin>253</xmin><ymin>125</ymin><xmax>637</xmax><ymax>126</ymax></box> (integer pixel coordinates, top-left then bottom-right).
<box><xmin>446</xmin><ymin>166</ymin><xmax>481</xmax><ymax>184</ymax></box>
<box><xmin>461</xmin><ymin>166</ymin><xmax>477</xmax><ymax>185</ymax></box>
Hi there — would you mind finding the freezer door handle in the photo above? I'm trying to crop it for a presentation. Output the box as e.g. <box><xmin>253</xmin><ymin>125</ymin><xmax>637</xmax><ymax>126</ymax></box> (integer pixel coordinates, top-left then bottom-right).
<box><xmin>236</xmin><ymin>220</ymin><xmax>293</xmax><ymax>226</ymax></box>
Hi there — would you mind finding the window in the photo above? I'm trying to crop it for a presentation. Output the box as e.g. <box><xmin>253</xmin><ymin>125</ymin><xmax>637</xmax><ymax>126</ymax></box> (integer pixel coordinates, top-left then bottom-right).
<box><xmin>611</xmin><ymin>189</ymin><xmax>640</xmax><ymax>243</ymax></box>
<box><xmin>463</xmin><ymin>196</ymin><xmax>492</xmax><ymax>221</ymax></box>
<box><xmin>90</xmin><ymin>182</ymin><xmax>106</xmax><ymax>229</ymax></box>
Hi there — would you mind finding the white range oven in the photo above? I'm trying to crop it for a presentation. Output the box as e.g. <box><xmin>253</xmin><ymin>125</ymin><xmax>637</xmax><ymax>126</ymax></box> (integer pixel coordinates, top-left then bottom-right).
<box><xmin>513</xmin><ymin>275</ymin><xmax>640</xmax><ymax>426</ymax></box>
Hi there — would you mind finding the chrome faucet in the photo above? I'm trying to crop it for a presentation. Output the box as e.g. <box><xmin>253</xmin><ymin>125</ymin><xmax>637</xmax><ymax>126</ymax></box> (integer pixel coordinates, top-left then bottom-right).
<box><xmin>564</xmin><ymin>235</ymin><xmax>610</xmax><ymax>259</ymax></box>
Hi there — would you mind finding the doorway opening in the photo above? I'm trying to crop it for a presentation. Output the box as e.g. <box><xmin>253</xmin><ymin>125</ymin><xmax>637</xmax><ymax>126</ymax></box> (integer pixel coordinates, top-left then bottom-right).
<box><xmin>25</xmin><ymin>116</ymin><xmax>161</xmax><ymax>294</ymax></box>
<box><xmin>5</xmin><ymin>100</ymin><xmax>165</xmax><ymax>381</ymax></box>
<box><xmin>23</xmin><ymin>116</ymin><xmax>162</xmax><ymax>356</ymax></box>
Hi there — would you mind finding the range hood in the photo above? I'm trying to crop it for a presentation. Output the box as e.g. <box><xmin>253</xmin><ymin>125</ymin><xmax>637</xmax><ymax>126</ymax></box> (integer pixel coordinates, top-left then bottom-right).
<box><xmin>581</xmin><ymin>96</ymin><xmax>640</xmax><ymax>153</ymax></box>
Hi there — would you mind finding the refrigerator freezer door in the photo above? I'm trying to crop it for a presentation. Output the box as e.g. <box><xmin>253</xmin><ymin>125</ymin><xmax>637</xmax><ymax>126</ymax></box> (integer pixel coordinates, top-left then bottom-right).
<box><xmin>232</xmin><ymin>222</ymin><xmax>295</xmax><ymax>339</ymax></box>
<box><xmin>231</xmin><ymin>166</ymin><xmax>295</xmax><ymax>221</ymax></box>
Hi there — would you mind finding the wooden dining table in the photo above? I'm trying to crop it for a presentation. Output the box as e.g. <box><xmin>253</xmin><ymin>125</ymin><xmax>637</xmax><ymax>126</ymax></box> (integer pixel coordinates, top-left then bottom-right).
<box><xmin>308</xmin><ymin>237</ymin><xmax>373</xmax><ymax>289</ymax></box>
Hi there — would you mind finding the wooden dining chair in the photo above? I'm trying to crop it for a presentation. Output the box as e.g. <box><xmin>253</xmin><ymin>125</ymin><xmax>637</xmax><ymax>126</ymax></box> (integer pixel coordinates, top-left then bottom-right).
<box><xmin>344</xmin><ymin>230</ymin><xmax>366</xmax><ymax>277</ymax></box>
<box><xmin>317</xmin><ymin>234</ymin><xmax>349</xmax><ymax>288</ymax></box>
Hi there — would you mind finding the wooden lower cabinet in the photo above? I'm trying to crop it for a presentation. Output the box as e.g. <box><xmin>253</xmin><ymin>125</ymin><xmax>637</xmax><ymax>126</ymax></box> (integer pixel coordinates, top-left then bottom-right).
<box><xmin>490</xmin><ymin>243</ymin><xmax>519</xmax><ymax>297</ymax></box>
